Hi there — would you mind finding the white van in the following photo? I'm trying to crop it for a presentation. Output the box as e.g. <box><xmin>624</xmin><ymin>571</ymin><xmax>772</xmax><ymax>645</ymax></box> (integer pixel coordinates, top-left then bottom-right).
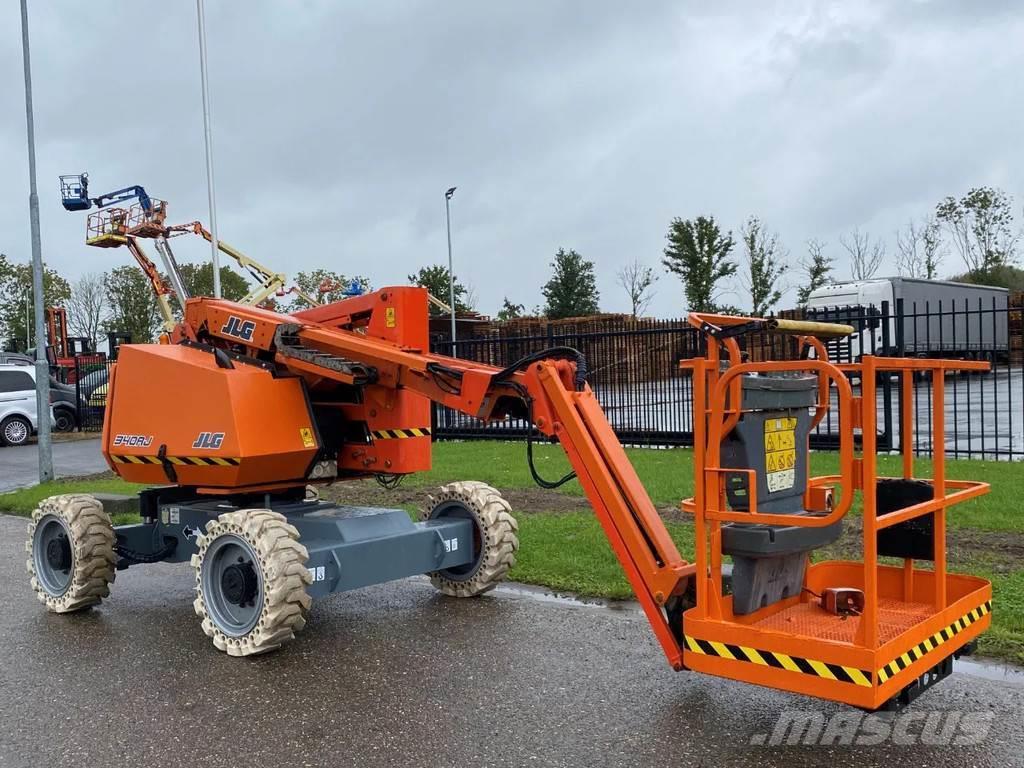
<box><xmin>0</xmin><ymin>365</ymin><xmax>54</xmax><ymax>446</ymax></box>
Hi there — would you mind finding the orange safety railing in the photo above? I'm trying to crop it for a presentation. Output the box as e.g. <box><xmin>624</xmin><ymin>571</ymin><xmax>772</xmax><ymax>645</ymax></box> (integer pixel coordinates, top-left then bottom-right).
<box><xmin>86</xmin><ymin>208</ymin><xmax>130</xmax><ymax>242</ymax></box>
<box><xmin>680</xmin><ymin>312</ymin><xmax>990</xmax><ymax>648</ymax></box>
<box><xmin>124</xmin><ymin>200</ymin><xmax>168</xmax><ymax>236</ymax></box>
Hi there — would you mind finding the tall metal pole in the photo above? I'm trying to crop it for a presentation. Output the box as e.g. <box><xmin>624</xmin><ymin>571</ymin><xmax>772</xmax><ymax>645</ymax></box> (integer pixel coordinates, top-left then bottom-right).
<box><xmin>20</xmin><ymin>0</ymin><xmax>53</xmax><ymax>482</ymax></box>
<box><xmin>196</xmin><ymin>0</ymin><xmax>221</xmax><ymax>298</ymax></box>
<box><xmin>445</xmin><ymin>187</ymin><xmax>457</xmax><ymax>354</ymax></box>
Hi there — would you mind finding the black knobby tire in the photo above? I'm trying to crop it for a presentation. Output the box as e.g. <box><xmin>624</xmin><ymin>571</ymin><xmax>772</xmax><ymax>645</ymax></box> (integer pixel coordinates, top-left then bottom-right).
<box><xmin>425</xmin><ymin>481</ymin><xmax>519</xmax><ymax>597</ymax></box>
<box><xmin>25</xmin><ymin>494</ymin><xmax>116</xmax><ymax>612</ymax></box>
<box><xmin>192</xmin><ymin>509</ymin><xmax>313</xmax><ymax>656</ymax></box>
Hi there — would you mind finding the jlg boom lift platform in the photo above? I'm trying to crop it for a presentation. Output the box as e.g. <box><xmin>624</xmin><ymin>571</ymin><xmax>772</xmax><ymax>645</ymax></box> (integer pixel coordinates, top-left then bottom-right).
<box><xmin>26</xmin><ymin>272</ymin><xmax>992</xmax><ymax>709</ymax></box>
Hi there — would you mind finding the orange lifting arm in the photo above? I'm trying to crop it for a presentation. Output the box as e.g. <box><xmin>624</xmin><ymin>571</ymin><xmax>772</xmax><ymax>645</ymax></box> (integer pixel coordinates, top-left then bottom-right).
<box><xmin>182</xmin><ymin>295</ymin><xmax>692</xmax><ymax>667</ymax></box>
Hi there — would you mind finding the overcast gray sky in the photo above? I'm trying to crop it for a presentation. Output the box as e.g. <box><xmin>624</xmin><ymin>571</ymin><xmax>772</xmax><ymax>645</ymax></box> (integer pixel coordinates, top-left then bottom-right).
<box><xmin>2</xmin><ymin>1</ymin><xmax>1021</xmax><ymax>318</ymax></box>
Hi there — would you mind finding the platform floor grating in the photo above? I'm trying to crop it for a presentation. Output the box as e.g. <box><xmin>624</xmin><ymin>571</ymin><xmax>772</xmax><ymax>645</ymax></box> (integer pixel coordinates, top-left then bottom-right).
<box><xmin>750</xmin><ymin>598</ymin><xmax>935</xmax><ymax>646</ymax></box>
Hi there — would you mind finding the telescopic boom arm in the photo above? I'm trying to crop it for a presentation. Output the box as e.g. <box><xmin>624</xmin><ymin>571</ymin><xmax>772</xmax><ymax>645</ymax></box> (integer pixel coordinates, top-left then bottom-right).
<box><xmin>180</xmin><ymin>295</ymin><xmax>694</xmax><ymax>668</ymax></box>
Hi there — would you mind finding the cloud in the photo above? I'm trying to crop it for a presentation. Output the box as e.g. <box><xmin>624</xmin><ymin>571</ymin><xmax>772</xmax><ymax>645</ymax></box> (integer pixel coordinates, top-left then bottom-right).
<box><xmin>1</xmin><ymin>0</ymin><xmax>1020</xmax><ymax>319</ymax></box>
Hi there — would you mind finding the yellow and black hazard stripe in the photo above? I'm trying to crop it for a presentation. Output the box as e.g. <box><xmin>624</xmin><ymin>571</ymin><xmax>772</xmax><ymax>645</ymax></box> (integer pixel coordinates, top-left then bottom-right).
<box><xmin>370</xmin><ymin>427</ymin><xmax>432</xmax><ymax>440</ymax></box>
<box><xmin>111</xmin><ymin>455</ymin><xmax>241</xmax><ymax>467</ymax></box>
<box><xmin>684</xmin><ymin>635</ymin><xmax>872</xmax><ymax>687</ymax></box>
<box><xmin>877</xmin><ymin>599</ymin><xmax>992</xmax><ymax>683</ymax></box>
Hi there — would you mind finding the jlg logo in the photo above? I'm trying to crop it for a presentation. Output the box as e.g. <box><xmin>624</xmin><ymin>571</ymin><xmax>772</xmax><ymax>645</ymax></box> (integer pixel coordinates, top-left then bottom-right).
<box><xmin>220</xmin><ymin>316</ymin><xmax>256</xmax><ymax>342</ymax></box>
<box><xmin>192</xmin><ymin>432</ymin><xmax>225</xmax><ymax>450</ymax></box>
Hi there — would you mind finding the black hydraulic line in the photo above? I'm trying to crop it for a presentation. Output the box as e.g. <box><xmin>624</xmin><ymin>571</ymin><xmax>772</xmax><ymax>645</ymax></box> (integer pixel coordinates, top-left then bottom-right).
<box><xmin>115</xmin><ymin>538</ymin><xmax>177</xmax><ymax>565</ymax></box>
<box><xmin>491</xmin><ymin>346</ymin><xmax>588</xmax><ymax>391</ymax></box>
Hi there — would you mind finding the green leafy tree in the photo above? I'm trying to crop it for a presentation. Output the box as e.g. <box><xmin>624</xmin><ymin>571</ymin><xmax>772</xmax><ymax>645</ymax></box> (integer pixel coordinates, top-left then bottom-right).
<box><xmin>951</xmin><ymin>265</ymin><xmax>1024</xmax><ymax>291</ymax></box>
<box><xmin>293</xmin><ymin>269</ymin><xmax>371</xmax><ymax>305</ymax></box>
<box><xmin>661</xmin><ymin>216</ymin><xmax>737</xmax><ymax>313</ymax></box>
<box><xmin>178</xmin><ymin>263</ymin><xmax>251</xmax><ymax>301</ymax></box>
<box><xmin>408</xmin><ymin>265</ymin><xmax>471</xmax><ymax>316</ymax></box>
<box><xmin>103</xmin><ymin>266</ymin><xmax>161</xmax><ymax>343</ymax></box>
<box><xmin>796</xmin><ymin>239</ymin><xmax>834</xmax><ymax>306</ymax></box>
<box><xmin>936</xmin><ymin>187</ymin><xmax>1019</xmax><ymax>279</ymax></box>
<box><xmin>496</xmin><ymin>297</ymin><xmax>525</xmax><ymax>321</ymax></box>
<box><xmin>0</xmin><ymin>253</ymin><xmax>72</xmax><ymax>349</ymax></box>
<box><xmin>741</xmin><ymin>217</ymin><xmax>786</xmax><ymax>316</ymax></box>
<box><xmin>541</xmin><ymin>248</ymin><xmax>600</xmax><ymax>319</ymax></box>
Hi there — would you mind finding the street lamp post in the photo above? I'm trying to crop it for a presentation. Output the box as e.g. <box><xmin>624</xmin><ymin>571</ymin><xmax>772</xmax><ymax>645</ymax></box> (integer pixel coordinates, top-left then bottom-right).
<box><xmin>196</xmin><ymin>0</ymin><xmax>221</xmax><ymax>298</ymax></box>
<box><xmin>444</xmin><ymin>186</ymin><xmax>457</xmax><ymax>355</ymax></box>
<box><xmin>19</xmin><ymin>0</ymin><xmax>53</xmax><ymax>482</ymax></box>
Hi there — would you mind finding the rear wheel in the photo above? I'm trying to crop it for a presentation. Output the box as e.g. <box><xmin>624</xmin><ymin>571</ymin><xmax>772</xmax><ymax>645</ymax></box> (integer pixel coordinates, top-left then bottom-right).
<box><xmin>1</xmin><ymin>415</ymin><xmax>31</xmax><ymax>446</ymax></box>
<box><xmin>53</xmin><ymin>407</ymin><xmax>76</xmax><ymax>433</ymax></box>
<box><xmin>192</xmin><ymin>509</ymin><xmax>312</xmax><ymax>656</ymax></box>
<box><xmin>25</xmin><ymin>494</ymin><xmax>116</xmax><ymax>612</ymax></box>
<box><xmin>425</xmin><ymin>481</ymin><xmax>518</xmax><ymax>597</ymax></box>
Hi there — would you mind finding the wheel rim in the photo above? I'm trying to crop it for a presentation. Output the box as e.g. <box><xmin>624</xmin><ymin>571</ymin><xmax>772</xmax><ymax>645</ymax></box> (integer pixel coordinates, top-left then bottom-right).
<box><xmin>429</xmin><ymin>500</ymin><xmax>484</xmax><ymax>581</ymax></box>
<box><xmin>55</xmin><ymin>412</ymin><xmax>73</xmax><ymax>432</ymax></box>
<box><xmin>200</xmin><ymin>534</ymin><xmax>264</xmax><ymax>637</ymax></box>
<box><xmin>5</xmin><ymin>420</ymin><xmax>28</xmax><ymax>444</ymax></box>
<box><xmin>33</xmin><ymin>514</ymin><xmax>74</xmax><ymax>597</ymax></box>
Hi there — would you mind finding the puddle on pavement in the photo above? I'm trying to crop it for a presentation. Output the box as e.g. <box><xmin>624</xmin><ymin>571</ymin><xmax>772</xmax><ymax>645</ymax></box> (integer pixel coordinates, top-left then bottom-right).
<box><xmin>493</xmin><ymin>582</ymin><xmax>1024</xmax><ymax>686</ymax></box>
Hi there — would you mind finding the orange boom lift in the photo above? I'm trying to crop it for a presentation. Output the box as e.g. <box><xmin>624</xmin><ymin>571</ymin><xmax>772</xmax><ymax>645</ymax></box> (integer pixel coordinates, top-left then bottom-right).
<box><xmin>25</xmin><ymin>277</ymin><xmax>991</xmax><ymax>709</ymax></box>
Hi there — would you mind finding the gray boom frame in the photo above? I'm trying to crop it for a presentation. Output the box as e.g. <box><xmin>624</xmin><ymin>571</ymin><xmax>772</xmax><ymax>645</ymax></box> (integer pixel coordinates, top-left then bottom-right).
<box><xmin>114</xmin><ymin>496</ymin><xmax>476</xmax><ymax>599</ymax></box>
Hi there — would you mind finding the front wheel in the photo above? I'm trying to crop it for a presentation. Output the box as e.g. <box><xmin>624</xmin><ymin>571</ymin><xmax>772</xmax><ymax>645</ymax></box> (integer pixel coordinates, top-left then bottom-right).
<box><xmin>25</xmin><ymin>494</ymin><xmax>116</xmax><ymax>612</ymax></box>
<box><xmin>1</xmin><ymin>415</ymin><xmax>32</xmax><ymax>446</ymax></box>
<box><xmin>192</xmin><ymin>509</ymin><xmax>312</xmax><ymax>656</ymax></box>
<box><xmin>424</xmin><ymin>481</ymin><xmax>518</xmax><ymax>597</ymax></box>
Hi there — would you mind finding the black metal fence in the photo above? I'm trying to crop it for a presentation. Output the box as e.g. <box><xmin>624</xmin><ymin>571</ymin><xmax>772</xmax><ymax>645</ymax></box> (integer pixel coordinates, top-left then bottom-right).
<box><xmin>70</xmin><ymin>357</ymin><xmax>113</xmax><ymax>432</ymax></box>
<box><xmin>71</xmin><ymin>300</ymin><xmax>1023</xmax><ymax>461</ymax></box>
<box><xmin>432</xmin><ymin>297</ymin><xmax>1023</xmax><ymax>461</ymax></box>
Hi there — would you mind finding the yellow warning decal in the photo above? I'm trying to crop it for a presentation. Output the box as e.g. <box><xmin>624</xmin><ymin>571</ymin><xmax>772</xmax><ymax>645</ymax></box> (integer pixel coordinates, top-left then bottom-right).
<box><xmin>299</xmin><ymin>427</ymin><xmax>316</xmax><ymax>448</ymax></box>
<box><xmin>110</xmin><ymin>455</ymin><xmax>240</xmax><ymax>466</ymax></box>
<box><xmin>684</xmin><ymin>634</ymin><xmax>872</xmax><ymax>687</ymax></box>
<box><xmin>877</xmin><ymin>599</ymin><xmax>992</xmax><ymax>683</ymax></box>
<box><xmin>371</xmin><ymin>427</ymin><xmax>432</xmax><ymax>440</ymax></box>
<box><xmin>764</xmin><ymin>417</ymin><xmax>797</xmax><ymax>492</ymax></box>
<box><xmin>385</xmin><ymin>307</ymin><xmax>397</xmax><ymax>328</ymax></box>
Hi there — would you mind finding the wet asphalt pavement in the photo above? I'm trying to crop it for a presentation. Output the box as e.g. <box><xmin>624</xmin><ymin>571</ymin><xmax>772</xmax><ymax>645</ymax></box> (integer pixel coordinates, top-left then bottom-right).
<box><xmin>0</xmin><ymin>515</ymin><xmax>1021</xmax><ymax>768</ymax></box>
<box><xmin>0</xmin><ymin>438</ymin><xmax>107</xmax><ymax>493</ymax></box>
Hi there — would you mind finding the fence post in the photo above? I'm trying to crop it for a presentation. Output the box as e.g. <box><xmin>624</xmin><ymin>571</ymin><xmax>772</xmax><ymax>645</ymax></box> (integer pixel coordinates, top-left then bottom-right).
<box><xmin>879</xmin><ymin>301</ymin><xmax>894</xmax><ymax>451</ymax></box>
<box><xmin>893</xmin><ymin>298</ymin><xmax>906</xmax><ymax>456</ymax></box>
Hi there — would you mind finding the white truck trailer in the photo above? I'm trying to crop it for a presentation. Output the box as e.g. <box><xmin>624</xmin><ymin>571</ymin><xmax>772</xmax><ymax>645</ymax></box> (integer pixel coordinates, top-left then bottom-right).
<box><xmin>805</xmin><ymin>277</ymin><xmax>1009</xmax><ymax>361</ymax></box>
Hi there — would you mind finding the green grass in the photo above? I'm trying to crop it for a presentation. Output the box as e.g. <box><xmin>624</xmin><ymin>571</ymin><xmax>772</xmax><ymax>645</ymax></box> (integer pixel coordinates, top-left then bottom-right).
<box><xmin>513</xmin><ymin>512</ymin><xmax>695</xmax><ymax>599</ymax></box>
<box><xmin>0</xmin><ymin>478</ymin><xmax>146</xmax><ymax>525</ymax></box>
<box><xmin>414</xmin><ymin>441</ymin><xmax>1024</xmax><ymax>532</ymax></box>
<box><xmin>3</xmin><ymin>441</ymin><xmax>1023</xmax><ymax>663</ymax></box>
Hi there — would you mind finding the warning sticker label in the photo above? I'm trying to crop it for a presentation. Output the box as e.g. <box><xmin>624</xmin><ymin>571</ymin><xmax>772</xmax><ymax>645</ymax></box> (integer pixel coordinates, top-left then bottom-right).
<box><xmin>764</xmin><ymin>417</ymin><xmax>797</xmax><ymax>493</ymax></box>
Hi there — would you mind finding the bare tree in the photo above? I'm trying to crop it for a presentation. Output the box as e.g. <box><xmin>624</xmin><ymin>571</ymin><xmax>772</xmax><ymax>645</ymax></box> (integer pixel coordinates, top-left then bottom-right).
<box><xmin>740</xmin><ymin>217</ymin><xmax>787</xmax><ymax>316</ymax></box>
<box><xmin>840</xmin><ymin>227</ymin><xmax>886</xmax><ymax>280</ymax></box>
<box><xmin>895</xmin><ymin>217</ymin><xmax>943</xmax><ymax>279</ymax></box>
<box><xmin>67</xmin><ymin>271</ymin><xmax>107</xmax><ymax>347</ymax></box>
<box><xmin>615</xmin><ymin>259</ymin><xmax>658</xmax><ymax>317</ymax></box>
<box><xmin>463</xmin><ymin>282</ymin><xmax>479</xmax><ymax>314</ymax></box>
<box><xmin>796</xmin><ymin>239</ymin><xmax>834</xmax><ymax>306</ymax></box>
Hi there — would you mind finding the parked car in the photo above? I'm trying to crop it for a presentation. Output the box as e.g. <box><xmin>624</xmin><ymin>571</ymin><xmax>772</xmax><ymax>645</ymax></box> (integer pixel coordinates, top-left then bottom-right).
<box><xmin>0</xmin><ymin>364</ymin><xmax>54</xmax><ymax>446</ymax></box>
<box><xmin>0</xmin><ymin>351</ymin><xmax>33</xmax><ymax>366</ymax></box>
<box><xmin>49</xmin><ymin>377</ymin><xmax>83</xmax><ymax>432</ymax></box>
<box><xmin>76</xmin><ymin>367</ymin><xmax>109</xmax><ymax>401</ymax></box>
